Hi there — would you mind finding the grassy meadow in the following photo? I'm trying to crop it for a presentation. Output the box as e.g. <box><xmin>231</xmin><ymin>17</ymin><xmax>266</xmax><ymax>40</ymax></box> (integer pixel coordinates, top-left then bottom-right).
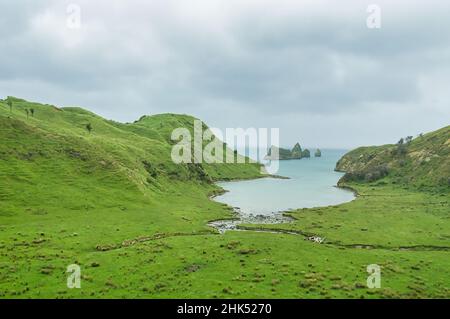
<box><xmin>0</xmin><ymin>97</ymin><xmax>448</xmax><ymax>298</ymax></box>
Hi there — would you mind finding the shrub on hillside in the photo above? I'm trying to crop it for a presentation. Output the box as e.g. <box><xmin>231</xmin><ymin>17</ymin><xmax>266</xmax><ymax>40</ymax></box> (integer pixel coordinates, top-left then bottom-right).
<box><xmin>142</xmin><ymin>160</ymin><xmax>158</xmax><ymax>178</ymax></box>
<box><xmin>341</xmin><ymin>164</ymin><xmax>389</xmax><ymax>183</ymax></box>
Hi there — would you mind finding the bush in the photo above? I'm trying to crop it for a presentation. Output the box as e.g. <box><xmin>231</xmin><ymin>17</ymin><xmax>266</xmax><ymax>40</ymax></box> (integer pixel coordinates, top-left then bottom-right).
<box><xmin>142</xmin><ymin>160</ymin><xmax>158</xmax><ymax>178</ymax></box>
<box><xmin>342</xmin><ymin>165</ymin><xmax>389</xmax><ymax>183</ymax></box>
<box><xmin>187</xmin><ymin>163</ymin><xmax>212</xmax><ymax>183</ymax></box>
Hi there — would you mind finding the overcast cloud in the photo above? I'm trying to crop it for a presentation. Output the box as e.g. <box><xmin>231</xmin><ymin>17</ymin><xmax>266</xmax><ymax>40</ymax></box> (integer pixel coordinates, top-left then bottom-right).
<box><xmin>1</xmin><ymin>0</ymin><xmax>449</xmax><ymax>148</ymax></box>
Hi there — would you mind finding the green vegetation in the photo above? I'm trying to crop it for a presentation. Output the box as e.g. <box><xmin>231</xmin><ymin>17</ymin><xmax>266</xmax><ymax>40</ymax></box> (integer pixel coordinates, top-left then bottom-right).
<box><xmin>6</xmin><ymin>97</ymin><xmax>12</xmax><ymax>113</ymax></box>
<box><xmin>85</xmin><ymin>123</ymin><xmax>93</xmax><ymax>134</ymax></box>
<box><xmin>0</xmin><ymin>97</ymin><xmax>448</xmax><ymax>299</ymax></box>
<box><xmin>336</xmin><ymin>126</ymin><xmax>450</xmax><ymax>191</ymax></box>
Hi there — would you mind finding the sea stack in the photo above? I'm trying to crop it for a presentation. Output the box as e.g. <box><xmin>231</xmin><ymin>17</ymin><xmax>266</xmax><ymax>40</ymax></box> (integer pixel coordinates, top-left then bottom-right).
<box><xmin>291</xmin><ymin>143</ymin><xmax>302</xmax><ymax>158</ymax></box>
<box><xmin>302</xmin><ymin>149</ymin><xmax>311</xmax><ymax>158</ymax></box>
<box><xmin>315</xmin><ymin>149</ymin><xmax>322</xmax><ymax>157</ymax></box>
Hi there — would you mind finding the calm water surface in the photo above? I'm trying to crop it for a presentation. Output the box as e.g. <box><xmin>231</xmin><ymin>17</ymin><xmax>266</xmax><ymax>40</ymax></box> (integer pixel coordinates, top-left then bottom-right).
<box><xmin>214</xmin><ymin>149</ymin><xmax>355</xmax><ymax>216</ymax></box>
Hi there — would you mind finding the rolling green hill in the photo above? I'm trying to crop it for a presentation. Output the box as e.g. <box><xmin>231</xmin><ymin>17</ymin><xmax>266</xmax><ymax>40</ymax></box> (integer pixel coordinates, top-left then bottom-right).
<box><xmin>0</xmin><ymin>97</ymin><xmax>267</xmax><ymax>298</ymax></box>
<box><xmin>0</xmin><ymin>97</ymin><xmax>448</xmax><ymax>299</ymax></box>
<box><xmin>0</xmin><ymin>97</ymin><xmax>264</xmax><ymax>237</ymax></box>
<box><xmin>336</xmin><ymin>126</ymin><xmax>450</xmax><ymax>191</ymax></box>
<box><xmin>0</xmin><ymin>97</ymin><xmax>262</xmax><ymax>189</ymax></box>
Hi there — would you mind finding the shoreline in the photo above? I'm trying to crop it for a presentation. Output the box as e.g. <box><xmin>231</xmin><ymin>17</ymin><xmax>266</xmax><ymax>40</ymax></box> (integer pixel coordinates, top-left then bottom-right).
<box><xmin>208</xmin><ymin>165</ymin><xmax>357</xmax><ymax>234</ymax></box>
<box><xmin>213</xmin><ymin>173</ymin><xmax>290</xmax><ymax>184</ymax></box>
<box><xmin>335</xmin><ymin>183</ymin><xmax>360</xmax><ymax>197</ymax></box>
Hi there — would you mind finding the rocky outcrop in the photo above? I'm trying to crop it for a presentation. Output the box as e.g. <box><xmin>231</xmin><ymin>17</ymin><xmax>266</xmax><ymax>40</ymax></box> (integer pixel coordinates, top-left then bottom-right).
<box><xmin>315</xmin><ymin>149</ymin><xmax>322</xmax><ymax>157</ymax></box>
<box><xmin>265</xmin><ymin>143</ymin><xmax>313</xmax><ymax>160</ymax></box>
<box><xmin>291</xmin><ymin>143</ymin><xmax>302</xmax><ymax>158</ymax></box>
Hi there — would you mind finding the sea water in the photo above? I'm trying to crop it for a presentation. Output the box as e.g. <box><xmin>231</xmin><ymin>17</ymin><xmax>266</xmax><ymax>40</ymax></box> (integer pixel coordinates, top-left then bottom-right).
<box><xmin>214</xmin><ymin>149</ymin><xmax>355</xmax><ymax>216</ymax></box>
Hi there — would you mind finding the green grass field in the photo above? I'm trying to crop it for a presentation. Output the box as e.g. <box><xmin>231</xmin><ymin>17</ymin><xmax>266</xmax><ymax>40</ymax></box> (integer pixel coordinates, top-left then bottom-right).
<box><xmin>0</xmin><ymin>97</ymin><xmax>449</xmax><ymax>298</ymax></box>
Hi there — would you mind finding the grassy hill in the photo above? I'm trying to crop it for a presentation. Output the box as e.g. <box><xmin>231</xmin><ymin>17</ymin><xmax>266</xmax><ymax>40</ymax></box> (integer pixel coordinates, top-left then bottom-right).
<box><xmin>0</xmin><ymin>97</ymin><xmax>262</xmax><ymax>188</ymax></box>
<box><xmin>336</xmin><ymin>126</ymin><xmax>450</xmax><ymax>192</ymax></box>
<box><xmin>0</xmin><ymin>97</ymin><xmax>267</xmax><ymax>298</ymax></box>
<box><xmin>0</xmin><ymin>96</ymin><xmax>264</xmax><ymax>239</ymax></box>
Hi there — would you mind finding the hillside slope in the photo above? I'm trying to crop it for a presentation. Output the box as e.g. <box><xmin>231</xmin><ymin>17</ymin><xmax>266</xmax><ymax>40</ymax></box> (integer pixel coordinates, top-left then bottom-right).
<box><xmin>336</xmin><ymin>126</ymin><xmax>450</xmax><ymax>191</ymax></box>
<box><xmin>0</xmin><ymin>96</ymin><xmax>264</xmax><ymax>279</ymax></box>
<box><xmin>0</xmin><ymin>97</ymin><xmax>262</xmax><ymax>190</ymax></box>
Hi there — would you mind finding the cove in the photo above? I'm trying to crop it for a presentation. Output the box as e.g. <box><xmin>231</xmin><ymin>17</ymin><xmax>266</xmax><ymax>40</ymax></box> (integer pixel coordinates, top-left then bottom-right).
<box><xmin>210</xmin><ymin>149</ymin><xmax>355</xmax><ymax>233</ymax></box>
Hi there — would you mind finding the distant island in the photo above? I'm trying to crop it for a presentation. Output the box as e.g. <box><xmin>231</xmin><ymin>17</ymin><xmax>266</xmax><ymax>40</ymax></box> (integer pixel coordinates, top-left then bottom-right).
<box><xmin>265</xmin><ymin>143</ymin><xmax>321</xmax><ymax>160</ymax></box>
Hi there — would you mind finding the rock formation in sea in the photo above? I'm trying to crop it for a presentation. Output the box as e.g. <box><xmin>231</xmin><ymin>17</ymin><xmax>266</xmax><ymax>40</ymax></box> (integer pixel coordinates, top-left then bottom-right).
<box><xmin>315</xmin><ymin>149</ymin><xmax>322</xmax><ymax>157</ymax></box>
<box><xmin>265</xmin><ymin>143</ymin><xmax>314</xmax><ymax>160</ymax></box>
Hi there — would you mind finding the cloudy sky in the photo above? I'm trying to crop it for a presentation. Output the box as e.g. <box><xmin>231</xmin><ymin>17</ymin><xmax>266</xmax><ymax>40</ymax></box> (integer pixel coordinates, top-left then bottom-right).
<box><xmin>1</xmin><ymin>0</ymin><xmax>449</xmax><ymax>148</ymax></box>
